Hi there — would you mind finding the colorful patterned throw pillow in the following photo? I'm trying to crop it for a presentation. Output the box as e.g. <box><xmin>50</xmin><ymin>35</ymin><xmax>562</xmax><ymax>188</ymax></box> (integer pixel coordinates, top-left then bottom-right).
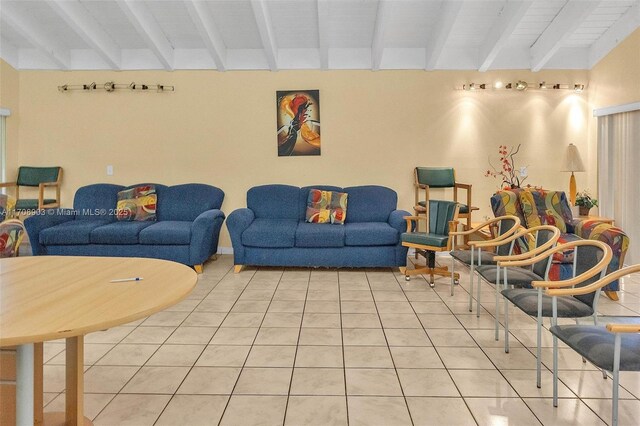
<box><xmin>305</xmin><ymin>189</ymin><xmax>348</xmax><ymax>225</ymax></box>
<box><xmin>116</xmin><ymin>185</ymin><xmax>157</xmax><ymax>221</ymax></box>
<box><xmin>519</xmin><ymin>190</ymin><xmax>567</xmax><ymax>233</ymax></box>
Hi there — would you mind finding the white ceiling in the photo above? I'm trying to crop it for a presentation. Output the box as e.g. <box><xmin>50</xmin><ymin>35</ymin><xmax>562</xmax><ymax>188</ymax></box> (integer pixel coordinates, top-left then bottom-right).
<box><xmin>0</xmin><ymin>0</ymin><xmax>638</xmax><ymax>71</ymax></box>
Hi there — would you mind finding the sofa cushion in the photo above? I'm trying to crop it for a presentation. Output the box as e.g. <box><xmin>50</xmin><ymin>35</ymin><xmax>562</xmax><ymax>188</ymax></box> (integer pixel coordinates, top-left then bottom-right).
<box><xmin>519</xmin><ymin>189</ymin><xmax>570</xmax><ymax>233</ymax></box>
<box><xmin>116</xmin><ymin>185</ymin><xmax>158</xmax><ymax>221</ymax></box>
<box><xmin>248</xmin><ymin>185</ymin><xmax>301</xmax><ymax>220</ymax></box>
<box><xmin>40</xmin><ymin>220</ymin><xmax>110</xmax><ymax>245</ymax></box>
<box><xmin>90</xmin><ymin>221</ymin><xmax>153</xmax><ymax>245</ymax></box>
<box><xmin>343</xmin><ymin>186</ymin><xmax>397</xmax><ymax>223</ymax></box>
<box><xmin>139</xmin><ymin>221</ymin><xmax>192</xmax><ymax>245</ymax></box>
<box><xmin>73</xmin><ymin>184</ymin><xmax>123</xmax><ymax>221</ymax></box>
<box><xmin>242</xmin><ymin>218</ymin><xmax>297</xmax><ymax>248</ymax></box>
<box><xmin>345</xmin><ymin>222</ymin><xmax>398</xmax><ymax>246</ymax></box>
<box><xmin>157</xmin><ymin>184</ymin><xmax>224</xmax><ymax>221</ymax></box>
<box><xmin>295</xmin><ymin>222</ymin><xmax>345</xmax><ymax>248</ymax></box>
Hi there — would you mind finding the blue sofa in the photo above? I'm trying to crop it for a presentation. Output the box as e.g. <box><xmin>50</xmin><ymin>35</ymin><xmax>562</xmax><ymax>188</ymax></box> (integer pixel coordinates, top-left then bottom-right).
<box><xmin>24</xmin><ymin>183</ymin><xmax>225</xmax><ymax>272</ymax></box>
<box><xmin>227</xmin><ymin>184</ymin><xmax>410</xmax><ymax>270</ymax></box>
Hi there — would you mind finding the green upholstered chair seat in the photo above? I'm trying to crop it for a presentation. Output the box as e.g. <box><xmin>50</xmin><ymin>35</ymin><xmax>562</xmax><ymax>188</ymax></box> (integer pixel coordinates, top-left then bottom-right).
<box><xmin>550</xmin><ymin>325</ymin><xmax>640</xmax><ymax>372</ymax></box>
<box><xmin>401</xmin><ymin>232</ymin><xmax>449</xmax><ymax>247</ymax></box>
<box><xmin>418</xmin><ymin>200</ymin><xmax>469</xmax><ymax>214</ymax></box>
<box><xmin>15</xmin><ymin>199</ymin><xmax>57</xmax><ymax>210</ymax></box>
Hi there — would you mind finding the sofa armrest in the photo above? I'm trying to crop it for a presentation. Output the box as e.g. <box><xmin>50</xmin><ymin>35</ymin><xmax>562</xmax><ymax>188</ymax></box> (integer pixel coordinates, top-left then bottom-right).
<box><xmin>190</xmin><ymin>209</ymin><xmax>226</xmax><ymax>265</ymax></box>
<box><xmin>389</xmin><ymin>210</ymin><xmax>413</xmax><ymax>235</ymax></box>
<box><xmin>574</xmin><ymin>219</ymin><xmax>629</xmax><ymax>290</ymax></box>
<box><xmin>23</xmin><ymin>209</ymin><xmax>75</xmax><ymax>255</ymax></box>
<box><xmin>226</xmin><ymin>208</ymin><xmax>255</xmax><ymax>265</ymax></box>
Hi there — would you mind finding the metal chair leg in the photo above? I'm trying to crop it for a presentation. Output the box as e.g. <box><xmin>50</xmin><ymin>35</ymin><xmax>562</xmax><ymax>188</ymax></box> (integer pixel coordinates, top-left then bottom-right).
<box><xmin>468</xmin><ymin>248</ymin><xmax>474</xmax><ymax>312</ymax></box>
<box><xmin>537</xmin><ymin>288</ymin><xmax>543</xmax><ymax>388</ymax></box>
<box><xmin>612</xmin><ymin>333</ymin><xmax>621</xmax><ymax>426</ymax></box>
<box><xmin>494</xmin><ymin>264</ymin><xmax>500</xmax><ymax>341</ymax></box>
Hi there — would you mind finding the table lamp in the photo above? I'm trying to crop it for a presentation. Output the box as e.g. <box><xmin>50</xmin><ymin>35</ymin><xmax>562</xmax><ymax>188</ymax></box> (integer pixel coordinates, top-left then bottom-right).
<box><xmin>561</xmin><ymin>143</ymin><xmax>586</xmax><ymax>205</ymax></box>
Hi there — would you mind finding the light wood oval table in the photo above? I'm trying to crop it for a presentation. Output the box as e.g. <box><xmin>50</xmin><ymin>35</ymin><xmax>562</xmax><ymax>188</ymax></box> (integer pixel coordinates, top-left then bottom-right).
<box><xmin>0</xmin><ymin>256</ymin><xmax>197</xmax><ymax>425</ymax></box>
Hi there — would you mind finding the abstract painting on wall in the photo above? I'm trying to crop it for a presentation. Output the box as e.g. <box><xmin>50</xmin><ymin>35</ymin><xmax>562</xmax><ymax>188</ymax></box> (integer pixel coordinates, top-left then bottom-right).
<box><xmin>276</xmin><ymin>90</ymin><xmax>321</xmax><ymax>156</ymax></box>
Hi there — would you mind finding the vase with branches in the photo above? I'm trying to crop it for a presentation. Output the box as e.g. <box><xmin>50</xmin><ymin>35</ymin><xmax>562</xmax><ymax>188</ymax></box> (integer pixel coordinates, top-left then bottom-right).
<box><xmin>485</xmin><ymin>144</ymin><xmax>528</xmax><ymax>189</ymax></box>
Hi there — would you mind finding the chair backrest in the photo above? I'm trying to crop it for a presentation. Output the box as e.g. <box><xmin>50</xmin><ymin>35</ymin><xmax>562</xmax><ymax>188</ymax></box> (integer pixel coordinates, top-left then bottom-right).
<box><xmin>16</xmin><ymin>167</ymin><xmax>61</xmax><ymax>187</ymax></box>
<box><xmin>572</xmin><ymin>243</ymin><xmax>609</xmax><ymax>307</ymax></box>
<box><xmin>0</xmin><ymin>194</ymin><xmax>16</xmax><ymax>221</ymax></box>
<box><xmin>415</xmin><ymin>167</ymin><xmax>455</xmax><ymax>188</ymax></box>
<box><xmin>428</xmin><ymin>200</ymin><xmax>458</xmax><ymax>235</ymax></box>
<box><xmin>495</xmin><ymin>218</ymin><xmax>520</xmax><ymax>256</ymax></box>
<box><xmin>532</xmin><ymin>228</ymin><xmax>559</xmax><ymax>277</ymax></box>
<box><xmin>0</xmin><ymin>219</ymin><xmax>26</xmax><ymax>258</ymax></box>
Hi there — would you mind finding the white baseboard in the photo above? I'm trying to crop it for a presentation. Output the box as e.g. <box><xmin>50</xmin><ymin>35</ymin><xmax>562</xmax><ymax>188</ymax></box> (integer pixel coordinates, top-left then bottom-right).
<box><xmin>217</xmin><ymin>246</ymin><xmax>233</xmax><ymax>255</ymax></box>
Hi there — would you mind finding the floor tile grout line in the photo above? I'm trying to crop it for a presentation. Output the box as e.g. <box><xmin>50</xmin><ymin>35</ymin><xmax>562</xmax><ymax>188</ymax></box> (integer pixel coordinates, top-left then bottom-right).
<box><xmin>149</xmin><ymin>261</ymin><xmax>245</xmax><ymax>425</ymax></box>
<box><xmin>337</xmin><ymin>271</ymin><xmax>351</xmax><ymax>426</ymax></box>
<box><xmin>282</xmin><ymin>269</ymin><xmax>312</xmax><ymax>426</ymax></box>
<box><xmin>215</xmin><ymin>267</ymin><xmax>288</xmax><ymax>426</ymax></box>
<box><xmin>366</xmin><ymin>269</ymin><xmax>416</xmax><ymax>426</ymax></box>
<box><xmin>395</xmin><ymin>265</ymin><xmax>480</xmax><ymax>426</ymax></box>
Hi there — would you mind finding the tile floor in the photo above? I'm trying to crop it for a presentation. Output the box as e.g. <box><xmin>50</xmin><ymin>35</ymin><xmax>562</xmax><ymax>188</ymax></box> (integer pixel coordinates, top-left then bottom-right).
<box><xmin>40</xmin><ymin>254</ymin><xmax>640</xmax><ymax>425</ymax></box>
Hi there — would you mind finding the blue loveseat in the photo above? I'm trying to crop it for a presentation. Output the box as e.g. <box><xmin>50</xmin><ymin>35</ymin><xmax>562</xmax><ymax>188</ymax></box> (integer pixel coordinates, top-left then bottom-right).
<box><xmin>227</xmin><ymin>184</ymin><xmax>410</xmax><ymax>270</ymax></box>
<box><xmin>24</xmin><ymin>183</ymin><xmax>225</xmax><ymax>272</ymax></box>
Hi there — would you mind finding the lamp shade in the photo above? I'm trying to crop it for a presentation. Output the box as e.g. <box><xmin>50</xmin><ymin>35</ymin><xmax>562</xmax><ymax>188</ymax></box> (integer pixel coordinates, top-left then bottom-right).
<box><xmin>561</xmin><ymin>143</ymin><xmax>586</xmax><ymax>172</ymax></box>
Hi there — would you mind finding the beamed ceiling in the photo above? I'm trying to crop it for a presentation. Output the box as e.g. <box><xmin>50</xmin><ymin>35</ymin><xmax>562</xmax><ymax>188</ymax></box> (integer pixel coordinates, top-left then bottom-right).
<box><xmin>0</xmin><ymin>0</ymin><xmax>638</xmax><ymax>71</ymax></box>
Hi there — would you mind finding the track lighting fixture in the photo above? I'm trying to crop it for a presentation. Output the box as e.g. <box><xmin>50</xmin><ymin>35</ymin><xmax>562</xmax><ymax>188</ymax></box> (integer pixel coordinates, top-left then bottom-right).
<box><xmin>460</xmin><ymin>81</ymin><xmax>586</xmax><ymax>93</ymax></box>
<box><xmin>57</xmin><ymin>82</ymin><xmax>175</xmax><ymax>93</ymax></box>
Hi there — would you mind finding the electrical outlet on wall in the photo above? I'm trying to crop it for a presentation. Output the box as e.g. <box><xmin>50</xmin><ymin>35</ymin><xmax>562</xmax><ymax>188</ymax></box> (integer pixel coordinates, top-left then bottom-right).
<box><xmin>519</xmin><ymin>166</ymin><xmax>528</xmax><ymax>177</ymax></box>
<box><xmin>107</xmin><ymin>165</ymin><xmax>114</xmax><ymax>176</ymax></box>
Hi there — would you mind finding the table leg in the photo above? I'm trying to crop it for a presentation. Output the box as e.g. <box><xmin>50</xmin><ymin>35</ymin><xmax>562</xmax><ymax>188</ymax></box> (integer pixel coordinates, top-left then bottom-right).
<box><xmin>34</xmin><ymin>342</ymin><xmax>43</xmax><ymax>425</ymax></box>
<box><xmin>66</xmin><ymin>336</ymin><xmax>84</xmax><ymax>425</ymax></box>
<box><xmin>16</xmin><ymin>344</ymin><xmax>34</xmax><ymax>426</ymax></box>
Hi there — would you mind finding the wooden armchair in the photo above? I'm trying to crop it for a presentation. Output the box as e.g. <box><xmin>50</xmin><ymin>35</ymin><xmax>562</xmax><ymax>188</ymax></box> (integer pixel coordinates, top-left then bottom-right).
<box><xmin>414</xmin><ymin>167</ymin><xmax>477</xmax><ymax>243</ymax></box>
<box><xmin>0</xmin><ymin>167</ymin><xmax>62</xmax><ymax>211</ymax></box>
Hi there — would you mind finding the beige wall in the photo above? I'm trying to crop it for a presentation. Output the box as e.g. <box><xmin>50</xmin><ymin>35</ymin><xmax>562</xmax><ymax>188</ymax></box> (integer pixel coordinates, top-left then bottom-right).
<box><xmin>13</xmin><ymin>68</ymin><xmax>591</xmax><ymax>247</ymax></box>
<box><xmin>0</xmin><ymin>59</ymin><xmax>20</xmax><ymax>180</ymax></box>
<box><xmin>585</xmin><ymin>29</ymin><xmax>640</xmax><ymax>195</ymax></box>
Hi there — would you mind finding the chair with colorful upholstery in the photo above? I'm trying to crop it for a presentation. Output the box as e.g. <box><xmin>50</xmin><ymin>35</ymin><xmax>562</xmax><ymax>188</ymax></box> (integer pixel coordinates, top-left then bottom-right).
<box><xmin>0</xmin><ymin>219</ymin><xmax>26</xmax><ymax>258</ymax></box>
<box><xmin>491</xmin><ymin>188</ymin><xmax>628</xmax><ymax>300</ymax></box>
<box><xmin>0</xmin><ymin>194</ymin><xmax>16</xmax><ymax>221</ymax></box>
<box><xmin>0</xmin><ymin>166</ymin><xmax>62</xmax><ymax>212</ymax></box>
<box><xmin>401</xmin><ymin>200</ymin><xmax>459</xmax><ymax>290</ymax></box>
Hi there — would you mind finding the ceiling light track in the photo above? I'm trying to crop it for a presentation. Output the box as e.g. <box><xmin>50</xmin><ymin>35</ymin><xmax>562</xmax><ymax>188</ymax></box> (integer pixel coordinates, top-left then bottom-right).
<box><xmin>57</xmin><ymin>82</ymin><xmax>175</xmax><ymax>93</ymax></box>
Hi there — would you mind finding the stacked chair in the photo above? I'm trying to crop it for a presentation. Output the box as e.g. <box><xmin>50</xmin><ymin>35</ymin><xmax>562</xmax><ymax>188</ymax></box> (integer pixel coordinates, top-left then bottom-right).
<box><xmin>547</xmin><ymin>264</ymin><xmax>640</xmax><ymax>426</ymax></box>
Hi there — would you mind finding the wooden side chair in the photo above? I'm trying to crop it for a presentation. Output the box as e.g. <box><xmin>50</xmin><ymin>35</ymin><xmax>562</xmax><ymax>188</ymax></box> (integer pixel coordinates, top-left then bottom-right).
<box><xmin>499</xmin><ymin>240</ymin><xmax>612</xmax><ymax>388</ymax></box>
<box><xmin>548</xmin><ymin>264</ymin><xmax>640</xmax><ymax>426</ymax></box>
<box><xmin>473</xmin><ymin>225</ymin><xmax>561</xmax><ymax>339</ymax></box>
<box><xmin>414</xmin><ymin>167</ymin><xmax>477</xmax><ymax>242</ymax></box>
<box><xmin>449</xmin><ymin>215</ymin><xmax>521</xmax><ymax>299</ymax></box>
<box><xmin>0</xmin><ymin>166</ymin><xmax>62</xmax><ymax>211</ymax></box>
<box><xmin>400</xmin><ymin>200</ymin><xmax>460</xmax><ymax>290</ymax></box>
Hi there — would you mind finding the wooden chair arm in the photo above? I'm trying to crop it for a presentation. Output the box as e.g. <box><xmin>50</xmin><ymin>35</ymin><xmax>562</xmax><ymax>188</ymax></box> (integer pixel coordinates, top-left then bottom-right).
<box><xmin>544</xmin><ymin>263</ymin><xmax>639</xmax><ymax>295</ymax></box>
<box><xmin>454</xmin><ymin>183</ymin><xmax>472</xmax><ymax>190</ymax></box>
<box><xmin>415</xmin><ymin>183</ymin><xmax>429</xmax><ymax>189</ymax></box>
<box><xmin>498</xmin><ymin>239</ymin><xmax>600</xmax><ymax>268</ymax></box>
<box><xmin>492</xmin><ymin>226</ymin><xmax>560</xmax><ymax>261</ymax></box>
<box><xmin>403</xmin><ymin>215</ymin><xmax>425</xmax><ymax>222</ymax></box>
<box><xmin>0</xmin><ymin>182</ymin><xmax>17</xmax><ymax>188</ymax></box>
<box><xmin>38</xmin><ymin>181</ymin><xmax>60</xmax><ymax>188</ymax></box>
<box><xmin>531</xmin><ymin>241</ymin><xmax>612</xmax><ymax>289</ymax></box>
<box><xmin>450</xmin><ymin>215</ymin><xmax>520</xmax><ymax>237</ymax></box>
<box><xmin>606</xmin><ymin>324</ymin><xmax>640</xmax><ymax>333</ymax></box>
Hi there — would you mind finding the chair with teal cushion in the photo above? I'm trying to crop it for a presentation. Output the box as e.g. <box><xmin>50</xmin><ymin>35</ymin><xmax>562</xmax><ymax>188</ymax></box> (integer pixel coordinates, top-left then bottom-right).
<box><xmin>401</xmin><ymin>200</ymin><xmax>460</xmax><ymax>290</ymax></box>
<box><xmin>0</xmin><ymin>166</ymin><xmax>62</xmax><ymax>211</ymax></box>
<box><xmin>414</xmin><ymin>167</ymin><xmax>477</xmax><ymax>242</ymax></box>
